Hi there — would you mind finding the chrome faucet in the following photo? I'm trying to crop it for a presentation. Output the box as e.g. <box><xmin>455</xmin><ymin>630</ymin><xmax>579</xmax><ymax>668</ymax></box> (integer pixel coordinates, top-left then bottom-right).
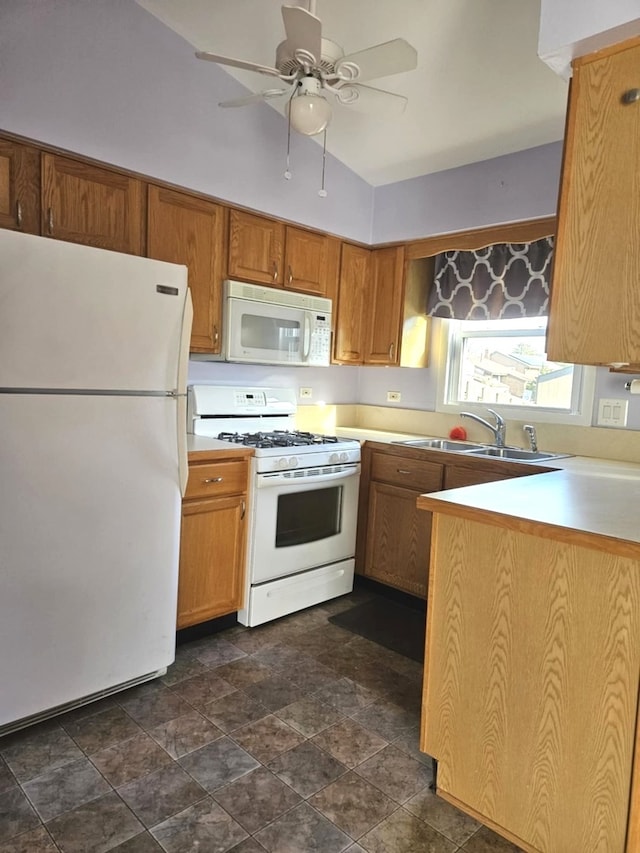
<box><xmin>460</xmin><ymin>408</ymin><xmax>506</xmax><ymax>447</ymax></box>
<box><xmin>523</xmin><ymin>424</ymin><xmax>538</xmax><ymax>452</ymax></box>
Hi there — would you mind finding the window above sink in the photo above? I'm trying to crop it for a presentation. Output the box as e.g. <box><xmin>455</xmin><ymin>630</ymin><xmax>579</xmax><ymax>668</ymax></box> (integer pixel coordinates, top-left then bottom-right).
<box><xmin>433</xmin><ymin>317</ymin><xmax>596</xmax><ymax>427</ymax></box>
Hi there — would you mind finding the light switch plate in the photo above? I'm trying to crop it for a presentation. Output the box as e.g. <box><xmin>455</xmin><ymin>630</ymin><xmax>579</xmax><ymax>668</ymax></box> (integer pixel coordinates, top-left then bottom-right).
<box><xmin>597</xmin><ymin>397</ymin><xmax>628</xmax><ymax>427</ymax></box>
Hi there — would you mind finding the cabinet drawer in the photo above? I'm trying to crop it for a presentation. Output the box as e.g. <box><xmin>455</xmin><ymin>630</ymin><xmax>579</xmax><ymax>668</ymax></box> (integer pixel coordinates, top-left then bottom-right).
<box><xmin>371</xmin><ymin>451</ymin><xmax>443</xmax><ymax>492</ymax></box>
<box><xmin>184</xmin><ymin>460</ymin><xmax>248</xmax><ymax>499</ymax></box>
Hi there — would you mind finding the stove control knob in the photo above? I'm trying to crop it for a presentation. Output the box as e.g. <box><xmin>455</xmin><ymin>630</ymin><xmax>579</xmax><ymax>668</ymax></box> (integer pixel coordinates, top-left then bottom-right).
<box><xmin>340</xmin><ymin>451</ymin><xmax>349</xmax><ymax>463</ymax></box>
<box><xmin>329</xmin><ymin>452</ymin><xmax>340</xmax><ymax>464</ymax></box>
<box><xmin>288</xmin><ymin>456</ymin><xmax>299</xmax><ymax>468</ymax></box>
<box><xmin>277</xmin><ymin>457</ymin><xmax>289</xmax><ymax>470</ymax></box>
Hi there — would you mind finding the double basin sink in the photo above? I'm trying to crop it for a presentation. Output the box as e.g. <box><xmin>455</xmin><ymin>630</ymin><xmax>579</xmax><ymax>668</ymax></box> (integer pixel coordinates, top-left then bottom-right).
<box><xmin>394</xmin><ymin>438</ymin><xmax>571</xmax><ymax>463</ymax></box>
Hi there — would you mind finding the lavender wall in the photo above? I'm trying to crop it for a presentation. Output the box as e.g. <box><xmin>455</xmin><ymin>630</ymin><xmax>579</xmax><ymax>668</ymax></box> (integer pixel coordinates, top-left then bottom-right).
<box><xmin>0</xmin><ymin>0</ymin><xmax>373</xmax><ymax>242</ymax></box>
<box><xmin>371</xmin><ymin>142</ymin><xmax>564</xmax><ymax>244</ymax></box>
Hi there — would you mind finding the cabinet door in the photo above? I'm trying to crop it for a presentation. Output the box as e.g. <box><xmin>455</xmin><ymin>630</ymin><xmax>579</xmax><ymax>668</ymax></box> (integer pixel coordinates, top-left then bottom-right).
<box><xmin>365</xmin><ymin>245</ymin><xmax>405</xmax><ymax>365</ymax></box>
<box><xmin>41</xmin><ymin>154</ymin><xmax>143</xmax><ymax>254</ymax></box>
<box><xmin>147</xmin><ymin>186</ymin><xmax>226</xmax><ymax>353</ymax></box>
<box><xmin>177</xmin><ymin>494</ymin><xmax>247</xmax><ymax>629</ymax></box>
<box><xmin>334</xmin><ymin>243</ymin><xmax>370</xmax><ymax>364</ymax></box>
<box><xmin>228</xmin><ymin>209</ymin><xmax>284</xmax><ymax>286</ymax></box>
<box><xmin>548</xmin><ymin>39</ymin><xmax>640</xmax><ymax>365</ymax></box>
<box><xmin>284</xmin><ymin>226</ymin><xmax>340</xmax><ymax>297</ymax></box>
<box><xmin>365</xmin><ymin>481</ymin><xmax>431</xmax><ymax>598</ymax></box>
<box><xmin>0</xmin><ymin>139</ymin><xmax>40</xmax><ymax>234</ymax></box>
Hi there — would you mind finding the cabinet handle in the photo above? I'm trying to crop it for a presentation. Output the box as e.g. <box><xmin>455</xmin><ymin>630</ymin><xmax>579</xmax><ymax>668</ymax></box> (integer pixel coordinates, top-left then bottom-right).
<box><xmin>621</xmin><ymin>88</ymin><xmax>640</xmax><ymax>105</ymax></box>
<box><xmin>241</xmin><ymin>499</ymin><xmax>246</xmax><ymax>520</ymax></box>
<box><xmin>16</xmin><ymin>201</ymin><xmax>23</xmax><ymax>228</ymax></box>
<box><xmin>397</xmin><ymin>469</ymin><xmax>411</xmax><ymax>475</ymax></box>
<box><xmin>272</xmin><ymin>261</ymin><xmax>278</xmax><ymax>281</ymax></box>
<box><xmin>288</xmin><ymin>265</ymin><xmax>293</xmax><ymax>285</ymax></box>
<box><xmin>47</xmin><ymin>207</ymin><xmax>54</xmax><ymax>234</ymax></box>
<box><xmin>388</xmin><ymin>342</ymin><xmax>395</xmax><ymax>361</ymax></box>
<box><xmin>213</xmin><ymin>325</ymin><xmax>219</xmax><ymax>344</ymax></box>
<box><xmin>203</xmin><ymin>476</ymin><xmax>223</xmax><ymax>484</ymax></box>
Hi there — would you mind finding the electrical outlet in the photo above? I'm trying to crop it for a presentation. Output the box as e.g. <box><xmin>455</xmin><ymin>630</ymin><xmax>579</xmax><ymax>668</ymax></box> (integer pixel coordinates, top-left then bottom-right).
<box><xmin>387</xmin><ymin>391</ymin><xmax>401</xmax><ymax>403</ymax></box>
<box><xmin>299</xmin><ymin>387</ymin><xmax>313</xmax><ymax>399</ymax></box>
<box><xmin>597</xmin><ymin>397</ymin><xmax>628</xmax><ymax>427</ymax></box>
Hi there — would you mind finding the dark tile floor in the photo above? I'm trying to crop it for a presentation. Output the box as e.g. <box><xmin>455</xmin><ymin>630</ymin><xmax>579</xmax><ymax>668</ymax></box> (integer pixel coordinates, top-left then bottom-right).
<box><xmin>0</xmin><ymin>587</ymin><xmax>524</xmax><ymax>853</ymax></box>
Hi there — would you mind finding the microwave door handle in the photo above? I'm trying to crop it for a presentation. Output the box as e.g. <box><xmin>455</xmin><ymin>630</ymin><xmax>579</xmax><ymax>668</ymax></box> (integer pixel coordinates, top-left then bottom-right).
<box><xmin>302</xmin><ymin>312</ymin><xmax>311</xmax><ymax>362</ymax></box>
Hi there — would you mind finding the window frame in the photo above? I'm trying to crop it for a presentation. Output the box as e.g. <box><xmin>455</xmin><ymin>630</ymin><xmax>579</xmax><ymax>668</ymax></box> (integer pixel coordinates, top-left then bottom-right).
<box><xmin>433</xmin><ymin>317</ymin><xmax>596</xmax><ymax>426</ymax></box>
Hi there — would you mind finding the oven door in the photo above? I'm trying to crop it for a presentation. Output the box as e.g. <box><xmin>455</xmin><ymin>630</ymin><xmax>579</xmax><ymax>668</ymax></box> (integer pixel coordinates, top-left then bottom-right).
<box><xmin>249</xmin><ymin>463</ymin><xmax>360</xmax><ymax>583</ymax></box>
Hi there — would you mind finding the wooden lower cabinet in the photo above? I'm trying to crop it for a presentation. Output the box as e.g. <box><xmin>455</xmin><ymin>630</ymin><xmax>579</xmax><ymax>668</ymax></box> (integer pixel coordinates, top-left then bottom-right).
<box><xmin>421</xmin><ymin>512</ymin><xmax>640</xmax><ymax>853</ymax></box>
<box><xmin>360</xmin><ymin>446</ymin><xmax>443</xmax><ymax>598</ymax></box>
<box><xmin>357</xmin><ymin>442</ymin><xmax>551</xmax><ymax>599</ymax></box>
<box><xmin>177</xmin><ymin>454</ymin><xmax>250</xmax><ymax>629</ymax></box>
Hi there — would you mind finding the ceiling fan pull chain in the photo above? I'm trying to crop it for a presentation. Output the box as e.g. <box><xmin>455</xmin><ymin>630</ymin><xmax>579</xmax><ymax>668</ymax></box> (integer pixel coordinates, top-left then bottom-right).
<box><xmin>284</xmin><ymin>86</ymin><xmax>297</xmax><ymax>181</ymax></box>
<box><xmin>318</xmin><ymin>128</ymin><xmax>328</xmax><ymax>197</ymax></box>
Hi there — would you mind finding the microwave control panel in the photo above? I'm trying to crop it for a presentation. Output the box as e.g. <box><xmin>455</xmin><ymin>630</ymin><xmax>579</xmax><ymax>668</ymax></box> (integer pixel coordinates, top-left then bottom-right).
<box><xmin>309</xmin><ymin>315</ymin><xmax>332</xmax><ymax>364</ymax></box>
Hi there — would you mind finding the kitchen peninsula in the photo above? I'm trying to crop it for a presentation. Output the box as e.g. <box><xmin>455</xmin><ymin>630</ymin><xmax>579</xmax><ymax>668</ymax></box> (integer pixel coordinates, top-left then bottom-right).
<box><xmin>417</xmin><ymin>468</ymin><xmax>640</xmax><ymax>853</ymax></box>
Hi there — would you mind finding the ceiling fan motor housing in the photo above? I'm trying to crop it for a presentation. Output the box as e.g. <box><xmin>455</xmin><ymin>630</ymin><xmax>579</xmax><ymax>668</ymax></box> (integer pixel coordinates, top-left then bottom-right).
<box><xmin>275</xmin><ymin>37</ymin><xmax>344</xmax><ymax>76</ymax></box>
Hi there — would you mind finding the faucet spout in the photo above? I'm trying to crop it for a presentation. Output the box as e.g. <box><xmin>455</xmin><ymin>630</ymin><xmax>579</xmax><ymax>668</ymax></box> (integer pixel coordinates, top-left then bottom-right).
<box><xmin>460</xmin><ymin>408</ymin><xmax>506</xmax><ymax>447</ymax></box>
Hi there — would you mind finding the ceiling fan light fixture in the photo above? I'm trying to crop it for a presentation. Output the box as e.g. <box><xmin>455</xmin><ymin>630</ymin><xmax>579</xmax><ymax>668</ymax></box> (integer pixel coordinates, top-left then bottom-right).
<box><xmin>288</xmin><ymin>76</ymin><xmax>332</xmax><ymax>135</ymax></box>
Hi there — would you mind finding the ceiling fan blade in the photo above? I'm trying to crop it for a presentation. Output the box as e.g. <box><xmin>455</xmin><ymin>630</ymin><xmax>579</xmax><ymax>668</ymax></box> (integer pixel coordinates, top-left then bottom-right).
<box><xmin>335</xmin><ymin>39</ymin><xmax>417</xmax><ymax>83</ymax></box>
<box><xmin>334</xmin><ymin>83</ymin><xmax>408</xmax><ymax>116</ymax></box>
<box><xmin>281</xmin><ymin>5</ymin><xmax>322</xmax><ymax>63</ymax></box>
<box><xmin>195</xmin><ymin>50</ymin><xmax>282</xmax><ymax>78</ymax></box>
<box><xmin>219</xmin><ymin>89</ymin><xmax>287</xmax><ymax>108</ymax></box>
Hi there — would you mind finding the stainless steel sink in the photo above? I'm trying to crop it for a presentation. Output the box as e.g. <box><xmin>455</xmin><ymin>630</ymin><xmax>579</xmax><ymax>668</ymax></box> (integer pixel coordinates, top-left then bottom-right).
<box><xmin>393</xmin><ymin>439</ymin><xmax>486</xmax><ymax>452</ymax></box>
<box><xmin>465</xmin><ymin>447</ymin><xmax>572</xmax><ymax>462</ymax></box>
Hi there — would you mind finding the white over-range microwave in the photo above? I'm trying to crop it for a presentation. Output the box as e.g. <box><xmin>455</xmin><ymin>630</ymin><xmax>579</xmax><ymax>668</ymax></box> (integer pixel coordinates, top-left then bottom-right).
<box><xmin>216</xmin><ymin>280</ymin><xmax>333</xmax><ymax>367</ymax></box>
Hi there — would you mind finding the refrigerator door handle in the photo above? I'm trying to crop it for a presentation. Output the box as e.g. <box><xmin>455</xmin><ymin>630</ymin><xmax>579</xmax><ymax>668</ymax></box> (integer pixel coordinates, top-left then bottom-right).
<box><xmin>177</xmin><ymin>290</ymin><xmax>193</xmax><ymax>496</ymax></box>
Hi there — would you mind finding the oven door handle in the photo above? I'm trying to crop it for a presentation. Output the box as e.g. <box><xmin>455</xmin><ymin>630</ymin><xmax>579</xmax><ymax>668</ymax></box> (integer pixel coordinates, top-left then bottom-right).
<box><xmin>257</xmin><ymin>465</ymin><xmax>360</xmax><ymax>488</ymax></box>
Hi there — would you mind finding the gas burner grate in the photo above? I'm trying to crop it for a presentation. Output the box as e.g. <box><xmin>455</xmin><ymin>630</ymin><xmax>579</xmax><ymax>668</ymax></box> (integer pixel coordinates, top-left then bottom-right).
<box><xmin>217</xmin><ymin>430</ymin><xmax>342</xmax><ymax>449</ymax></box>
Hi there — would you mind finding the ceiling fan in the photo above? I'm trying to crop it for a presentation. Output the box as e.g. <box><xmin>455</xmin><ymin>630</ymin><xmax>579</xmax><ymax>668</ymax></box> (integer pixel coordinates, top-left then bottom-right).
<box><xmin>195</xmin><ymin>1</ymin><xmax>418</xmax><ymax>137</ymax></box>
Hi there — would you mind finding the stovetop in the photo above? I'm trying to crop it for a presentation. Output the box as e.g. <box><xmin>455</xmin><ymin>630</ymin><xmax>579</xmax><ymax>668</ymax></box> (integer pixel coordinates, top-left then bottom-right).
<box><xmin>217</xmin><ymin>430</ymin><xmax>344</xmax><ymax>449</ymax></box>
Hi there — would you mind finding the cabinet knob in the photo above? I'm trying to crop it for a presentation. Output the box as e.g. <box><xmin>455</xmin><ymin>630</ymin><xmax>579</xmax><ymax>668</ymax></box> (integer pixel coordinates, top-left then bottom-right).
<box><xmin>16</xmin><ymin>201</ymin><xmax>22</xmax><ymax>228</ymax></box>
<box><xmin>621</xmin><ymin>88</ymin><xmax>640</xmax><ymax>105</ymax></box>
<box><xmin>203</xmin><ymin>476</ymin><xmax>223</xmax><ymax>484</ymax></box>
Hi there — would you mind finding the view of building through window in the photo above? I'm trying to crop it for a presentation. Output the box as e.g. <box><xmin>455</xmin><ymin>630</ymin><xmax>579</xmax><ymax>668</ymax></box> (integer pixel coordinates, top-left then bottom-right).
<box><xmin>453</xmin><ymin>319</ymin><xmax>574</xmax><ymax>409</ymax></box>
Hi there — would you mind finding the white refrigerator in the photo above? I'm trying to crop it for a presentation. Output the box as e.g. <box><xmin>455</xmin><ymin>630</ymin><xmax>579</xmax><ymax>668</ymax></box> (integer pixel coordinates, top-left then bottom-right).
<box><xmin>0</xmin><ymin>230</ymin><xmax>193</xmax><ymax>735</ymax></box>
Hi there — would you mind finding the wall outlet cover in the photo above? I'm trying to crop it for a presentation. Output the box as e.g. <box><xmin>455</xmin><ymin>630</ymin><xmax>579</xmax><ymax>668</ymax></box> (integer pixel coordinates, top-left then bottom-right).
<box><xmin>387</xmin><ymin>391</ymin><xmax>401</xmax><ymax>402</ymax></box>
<box><xmin>299</xmin><ymin>387</ymin><xmax>312</xmax><ymax>399</ymax></box>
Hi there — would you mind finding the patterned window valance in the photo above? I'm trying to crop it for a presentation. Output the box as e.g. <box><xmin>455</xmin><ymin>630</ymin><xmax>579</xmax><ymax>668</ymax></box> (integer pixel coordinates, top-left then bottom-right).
<box><xmin>427</xmin><ymin>237</ymin><xmax>553</xmax><ymax>320</ymax></box>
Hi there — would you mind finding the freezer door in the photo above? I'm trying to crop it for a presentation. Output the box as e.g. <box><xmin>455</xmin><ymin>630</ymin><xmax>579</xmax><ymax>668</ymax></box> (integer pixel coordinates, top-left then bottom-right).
<box><xmin>0</xmin><ymin>394</ymin><xmax>182</xmax><ymax>729</ymax></box>
<box><xmin>0</xmin><ymin>230</ymin><xmax>189</xmax><ymax>392</ymax></box>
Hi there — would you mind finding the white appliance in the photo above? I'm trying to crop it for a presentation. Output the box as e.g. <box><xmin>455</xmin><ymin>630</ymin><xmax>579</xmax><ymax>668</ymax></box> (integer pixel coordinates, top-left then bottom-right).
<box><xmin>0</xmin><ymin>230</ymin><xmax>192</xmax><ymax>736</ymax></box>
<box><xmin>219</xmin><ymin>280</ymin><xmax>332</xmax><ymax>366</ymax></box>
<box><xmin>188</xmin><ymin>385</ymin><xmax>360</xmax><ymax>626</ymax></box>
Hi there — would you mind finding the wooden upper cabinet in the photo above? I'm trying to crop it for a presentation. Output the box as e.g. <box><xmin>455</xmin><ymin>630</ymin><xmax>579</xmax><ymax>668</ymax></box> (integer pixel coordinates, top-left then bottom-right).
<box><xmin>147</xmin><ymin>185</ymin><xmax>226</xmax><ymax>353</ymax></box>
<box><xmin>228</xmin><ymin>209</ymin><xmax>285</xmax><ymax>286</ymax></box>
<box><xmin>227</xmin><ymin>208</ymin><xmax>339</xmax><ymax>299</ymax></box>
<box><xmin>334</xmin><ymin>243</ymin><xmax>371</xmax><ymax>364</ymax></box>
<box><xmin>0</xmin><ymin>139</ymin><xmax>40</xmax><ymax>234</ymax></box>
<box><xmin>548</xmin><ymin>37</ymin><xmax>640</xmax><ymax>366</ymax></box>
<box><xmin>284</xmin><ymin>226</ymin><xmax>340</xmax><ymax>298</ymax></box>
<box><xmin>41</xmin><ymin>153</ymin><xmax>143</xmax><ymax>255</ymax></box>
<box><xmin>365</xmin><ymin>245</ymin><xmax>405</xmax><ymax>365</ymax></box>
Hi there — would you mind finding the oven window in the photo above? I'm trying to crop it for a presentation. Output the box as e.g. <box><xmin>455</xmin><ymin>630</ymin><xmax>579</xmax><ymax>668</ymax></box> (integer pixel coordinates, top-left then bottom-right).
<box><xmin>240</xmin><ymin>313</ymin><xmax>301</xmax><ymax>352</ymax></box>
<box><xmin>276</xmin><ymin>485</ymin><xmax>342</xmax><ymax>547</ymax></box>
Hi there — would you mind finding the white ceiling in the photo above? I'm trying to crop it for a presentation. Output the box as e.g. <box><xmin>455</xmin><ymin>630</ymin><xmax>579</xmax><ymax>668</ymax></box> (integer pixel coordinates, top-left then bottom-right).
<box><xmin>136</xmin><ymin>0</ymin><xmax>569</xmax><ymax>186</ymax></box>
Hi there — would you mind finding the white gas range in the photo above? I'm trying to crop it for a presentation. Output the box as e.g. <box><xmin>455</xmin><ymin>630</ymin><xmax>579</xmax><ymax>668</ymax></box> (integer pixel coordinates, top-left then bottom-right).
<box><xmin>188</xmin><ymin>385</ymin><xmax>361</xmax><ymax>626</ymax></box>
